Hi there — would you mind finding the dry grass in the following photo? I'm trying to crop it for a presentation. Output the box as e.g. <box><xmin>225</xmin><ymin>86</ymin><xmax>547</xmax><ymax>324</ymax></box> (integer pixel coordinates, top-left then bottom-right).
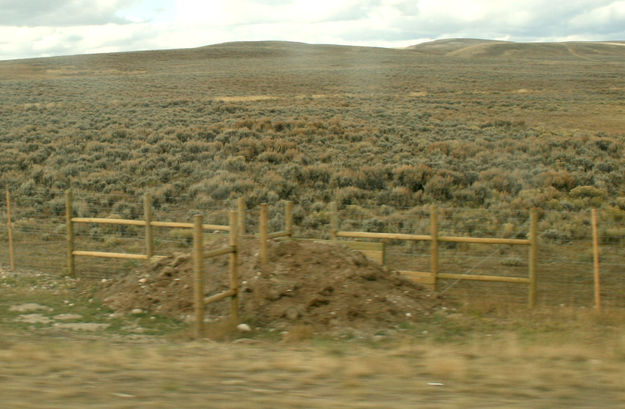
<box><xmin>0</xmin><ymin>327</ymin><xmax>624</xmax><ymax>408</ymax></box>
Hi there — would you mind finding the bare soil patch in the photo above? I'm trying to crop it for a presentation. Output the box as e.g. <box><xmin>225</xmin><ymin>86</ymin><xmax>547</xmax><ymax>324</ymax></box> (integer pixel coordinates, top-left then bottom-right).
<box><xmin>99</xmin><ymin>239</ymin><xmax>442</xmax><ymax>333</ymax></box>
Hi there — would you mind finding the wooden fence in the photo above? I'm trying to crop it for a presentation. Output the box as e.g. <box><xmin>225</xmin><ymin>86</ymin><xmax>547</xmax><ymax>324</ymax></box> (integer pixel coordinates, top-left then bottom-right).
<box><xmin>66</xmin><ymin>189</ymin><xmax>240</xmax><ymax>339</ymax></box>
<box><xmin>65</xmin><ymin>191</ymin><xmax>231</xmax><ymax>276</ymax></box>
<box><xmin>330</xmin><ymin>203</ymin><xmax>539</xmax><ymax>307</ymax></box>
<box><xmin>0</xmin><ymin>188</ymin><xmax>610</xmax><ymax>311</ymax></box>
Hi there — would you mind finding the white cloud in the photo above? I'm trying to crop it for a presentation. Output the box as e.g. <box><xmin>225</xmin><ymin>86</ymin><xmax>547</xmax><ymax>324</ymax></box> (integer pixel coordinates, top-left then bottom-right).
<box><xmin>1</xmin><ymin>0</ymin><xmax>625</xmax><ymax>60</ymax></box>
<box><xmin>0</xmin><ymin>0</ymin><xmax>142</xmax><ymax>26</ymax></box>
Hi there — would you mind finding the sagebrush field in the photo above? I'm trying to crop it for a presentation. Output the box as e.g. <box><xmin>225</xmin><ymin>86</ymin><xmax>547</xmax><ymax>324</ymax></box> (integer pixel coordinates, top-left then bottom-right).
<box><xmin>1</xmin><ymin>40</ymin><xmax>625</xmax><ymax>222</ymax></box>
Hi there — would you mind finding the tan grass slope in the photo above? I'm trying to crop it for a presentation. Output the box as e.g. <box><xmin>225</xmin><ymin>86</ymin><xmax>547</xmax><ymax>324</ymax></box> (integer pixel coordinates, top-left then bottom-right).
<box><xmin>408</xmin><ymin>38</ymin><xmax>625</xmax><ymax>59</ymax></box>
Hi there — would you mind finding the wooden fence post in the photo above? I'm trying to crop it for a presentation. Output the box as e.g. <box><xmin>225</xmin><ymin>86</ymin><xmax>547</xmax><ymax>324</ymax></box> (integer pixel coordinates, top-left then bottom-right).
<box><xmin>6</xmin><ymin>188</ymin><xmax>14</xmax><ymax>271</ymax></box>
<box><xmin>193</xmin><ymin>214</ymin><xmax>205</xmax><ymax>339</ymax></box>
<box><xmin>259</xmin><ymin>203</ymin><xmax>268</xmax><ymax>264</ymax></box>
<box><xmin>529</xmin><ymin>208</ymin><xmax>538</xmax><ymax>308</ymax></box>
<box><xmin>285</xmin><ymin>201</ymin><xmax>293</xmax><ymax>238</ymax></box>
<box><xmin>237</xmin><ymin>197</ymin><xmax>246</xmax><ymax>236</ymax></box>
<box><xmin>591</xmin><ymin>209</ymin><xmax>601</xmax><ymax>312</ymax></box>
<box><xmin>330</xmin><ymin>201</ymin><xmax>338</xmax><ymax>240</ymax></box>
<box><xmin>65</xmin><ymin>190</ymin><xmax>75</xmax><ymax>277</ymax></box>
<box><xmin>430</xmin><ymin>207</ymin><xmax>439</xmax><ymax>292</ymax></box>
<box><xmin>229</xmin><ymin>211</ymin><xmax>240</xmax><ymax>323</ymax></box>
<box><xmin>144</xmin><ymin>194</ymin><xmax>153</xmax><ymax>260</ymax></box>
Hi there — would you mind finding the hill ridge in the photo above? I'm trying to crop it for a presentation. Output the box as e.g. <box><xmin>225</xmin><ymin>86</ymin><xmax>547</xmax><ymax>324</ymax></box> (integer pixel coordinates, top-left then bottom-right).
<box><xmin>408</xmin><ymin>38</ymin><xmax>625</xmax><ymax>59</ymax></box>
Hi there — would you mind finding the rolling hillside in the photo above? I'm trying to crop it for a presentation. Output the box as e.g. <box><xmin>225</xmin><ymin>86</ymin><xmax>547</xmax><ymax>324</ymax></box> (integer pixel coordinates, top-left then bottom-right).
<box><xmin>0</xmin><ymin>39</ymin><xmax>624</xmax><ymax>228</ymax></box>
<box><xmin>408</xmin><ymin>38</ymin><xmax>625</xmax><ymax>59</ymax></box>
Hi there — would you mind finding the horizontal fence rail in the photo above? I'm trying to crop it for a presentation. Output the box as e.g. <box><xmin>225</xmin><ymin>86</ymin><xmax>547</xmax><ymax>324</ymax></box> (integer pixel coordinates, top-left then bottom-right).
<box><xmin>72</xmin><ymin>251</ymin><xmax>148</xmax><ymax>260</ymax></box>
<box><xmin>71</xmin><ymin>217</ymin><xmax>230</xmax><ymax>231</ymax></box>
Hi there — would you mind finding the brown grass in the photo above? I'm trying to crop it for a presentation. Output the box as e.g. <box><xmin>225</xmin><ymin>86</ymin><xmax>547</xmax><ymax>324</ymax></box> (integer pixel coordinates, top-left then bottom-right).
<box><xmin>1</xmin><ymin>329</ymin><xmax>624</xmax><ymax>408</ymax></box>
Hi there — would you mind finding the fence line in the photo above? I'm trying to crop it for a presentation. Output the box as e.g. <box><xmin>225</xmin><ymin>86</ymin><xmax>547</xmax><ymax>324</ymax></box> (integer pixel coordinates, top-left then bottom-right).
<box><xmin>1</xmin><ymin>187</ymin><xmax>622</xmax><ymax>311</ymax></box>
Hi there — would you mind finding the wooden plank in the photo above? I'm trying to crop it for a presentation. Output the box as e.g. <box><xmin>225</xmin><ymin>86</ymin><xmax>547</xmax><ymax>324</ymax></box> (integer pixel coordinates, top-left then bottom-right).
<box><xmin>72</xmin><ymin>217</ymin><xmax>146</xmax><ymax>226</ymax></box>
<box><xmin>150</xmin><ymin>221</ymin><xmax>229</xmax><ymax>231</ymax></box>
<box><xmin>438</xmin><ymin>236</ymin><xmax>530</xmax><ymax>245</ymax></box>
<box><xmin>259</xmin><ymin>203</ymin><xmax>268</xmax><ymax>264</ymax></box>
<box><xmin>204</xmin><ymin>289</ymin><xmax>237</xmax><ymax>305</ymax></box>
<box><xmin>229</xmin><ymin>211</ymin><xmax>240</xmax><ymax>323</ymax></box>
<box><xmin>193</xmin><ymin>214</ymin><xmax>205</xmax><ymax>339</ymax></box>
<box><xmin>267</xmin><ymin>231</ymin><xmax>289</xmax><ymax>239</ymax></box>
<box><xmin>238</xmin><ymin>197</ymin><xmax>246</xmax><ymax>236</ymax></box>
<box><xmin>336</xmin><ymin>231</ymin><xmax>529</xmax><ymax>245</ymax></box>
<box><xmin>437</xmin><ymin>273</ymin><xmax>530</xmax><ymax>284</ymax></box>
<box><xmin>336</xmin><ymin>241</ymin><xmax>384</xmax><ymax>251</ymax></box>
<box><xmin>204</xmin><ymin>246</ymin><xmax>235</xmax><ymax>259</ymax></box>
<box><xmin>144</xmin><ymin>194</ymin><xmax>153</xmax><ymax>259</ymax></box>
<box><xmin>200</xmin><ymin>224</ymin><xmax>230</xmax><ymax>232</ymax></box>
<box><xmin>529</xmin><ymin>208</ymin><xmax>538</xmax><ymax>308</ymax></box>
<box><xmin>399</xmin><ymin>270</ymin><xmax>436</xmax><ymax>285</ymax></box>
<box><xmin>72</xmin><ymin>251</ymin><xmax>148</xmax><ymax>260</ymax></box>
<box><xmin>330</xmin><ymin>202</ymin><xmax>338</xmax><ymax>240</ymax></box>
<box><xmin>298</xmin><ymin>239</ymin><xmax>385</xmax><ymax>264</ymax></box>
<box><xmin>65</xmin><ymin>190</ymin><xmax>75</xmax><ymax>277</ymax></box>
<box><xmin>285</xmin><ymin>201</ymin><xmax>293</xmax><ymax>238</ymax></box>
<box><xmin>336</xmin><ymin>231</ymin><xmax>431</xmax><ymax>241</ymax></box>
<box><xmin>431</xmin><ymin>207</ymin><xmax>439</xmax><ymax>291</ymax></box>
<box><xmin>358</xmin><ymin>250</ymin><xmax>384</xmax><ymax>264</ymax></box>
<box><xmin>6</xmin><ymin>188</ymin><xmax>14</xmax><ymax>271</ymax></box>
<box><xmin>151</xmin><ymin>221</ymin><xmax>193</xmax><ymax>228</ymax></box>
<box><xmin>72</xmin><ymin>218</ymin><xmax>229</xmax><ymax>231</ymax></box>
<box><xmin>592</xmin><ymin>209</ymin><xmax>601</xmax><ymax>312</ymax></box>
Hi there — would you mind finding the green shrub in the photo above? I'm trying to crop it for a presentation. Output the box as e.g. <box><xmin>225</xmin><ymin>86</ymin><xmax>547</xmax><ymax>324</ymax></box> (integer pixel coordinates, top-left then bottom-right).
<box><xmin>425</xmin><ymin>174</ymin><xmax>454</xmax><ymax>201</ymax></box>
<box><xmin>392</xmin><ymin>164</ymin><xmax>432</xmax><ymax>192</ymax></box>
<box><xmin>569</xmin><ymin>185</ymin><xmax>606</xmax><ymax>199</ymax></box>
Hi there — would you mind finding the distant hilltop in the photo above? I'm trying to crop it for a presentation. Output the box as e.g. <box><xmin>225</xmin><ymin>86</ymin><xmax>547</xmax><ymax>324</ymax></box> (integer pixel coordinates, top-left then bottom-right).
<box><xmin>406</xmin><ymin>38</ymin><xmax>625</xmax><ymax>58</ymax></box>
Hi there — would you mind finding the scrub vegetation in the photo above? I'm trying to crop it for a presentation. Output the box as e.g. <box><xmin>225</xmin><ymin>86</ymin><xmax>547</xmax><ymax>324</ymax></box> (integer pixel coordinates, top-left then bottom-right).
<box><xmin>1</xmin><ymin>40</ymin><xmax>624</xmax><ymax>231</ymax></box>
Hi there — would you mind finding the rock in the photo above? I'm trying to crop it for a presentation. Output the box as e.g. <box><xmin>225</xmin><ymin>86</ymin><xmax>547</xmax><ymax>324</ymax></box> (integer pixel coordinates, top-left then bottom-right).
<box><xmin>266</xmin><ymin>288</ymin><xmax>280</xmax><ymax>301</ymax></box>
<box><xmin>172</xmin><ymin>254</ymin><xmax>188</xmax><ymax>267</ymax></box>
<box><xmin>285</xmin><ymin>307</ymin><xmax>300</xmax><ymax>320</ymax></box>
<box><xmin>10</xmin><ymin>303</ymin><xmax>53</xmax><ymax>313</ymax></box>
<box><xmin>131</xmin><ymin>308</ymin><xmax>143</xmax><ymax>315</ymax></box>
<box><xmin>158</xmin><ymin>267</ymin><xmax>176</xmax><ymax>278</ymax></box>
<box><xmin>237</xmin><ymin>323</ymin><xmax>251</xmax><ymax>332</ymax></box>
<box><xmin>53</xmin><ymin>313</ymin><xmax>82</xmax><ymax>321</ymax></box>
<box><xmin>232</xmin><ymin>338</ymin><xmax>257</xmax><ymax>344</ymax></box>
<box><xmin>372</xmin><ymin>335</ymin><xmax>386</xmax><ymax>342</ymax></box>
<box><xmin>17</xmin><ymin>314</ymin><xmax>51</xmax><ymax>324</ymax></box>
<box><xmin>53</xmin><ymin>322</ymin><xmax>110</xmax><ymax>331</ymax></box>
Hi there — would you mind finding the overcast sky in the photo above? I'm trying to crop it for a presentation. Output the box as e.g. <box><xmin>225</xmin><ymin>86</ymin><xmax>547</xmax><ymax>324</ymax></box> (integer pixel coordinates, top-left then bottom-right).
<box><xmin>1</xmin><ymin>0</ymin><xmax>624</xmax><ymax>60</ymax></box>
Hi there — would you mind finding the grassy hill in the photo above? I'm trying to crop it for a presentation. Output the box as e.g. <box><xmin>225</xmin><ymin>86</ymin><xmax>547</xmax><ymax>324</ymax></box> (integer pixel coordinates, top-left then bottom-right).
<box><xmin>408</xmin><ymin>38</ymin><xmax>625</xmax><ymax>59</ymax></box>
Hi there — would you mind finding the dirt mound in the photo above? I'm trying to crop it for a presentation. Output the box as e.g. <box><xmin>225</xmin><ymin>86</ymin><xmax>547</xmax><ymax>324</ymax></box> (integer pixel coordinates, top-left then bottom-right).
<box><xmin>99</xmin><ymin>238</ymin><xmax>441</xmax><ymax>332</ymax></box>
